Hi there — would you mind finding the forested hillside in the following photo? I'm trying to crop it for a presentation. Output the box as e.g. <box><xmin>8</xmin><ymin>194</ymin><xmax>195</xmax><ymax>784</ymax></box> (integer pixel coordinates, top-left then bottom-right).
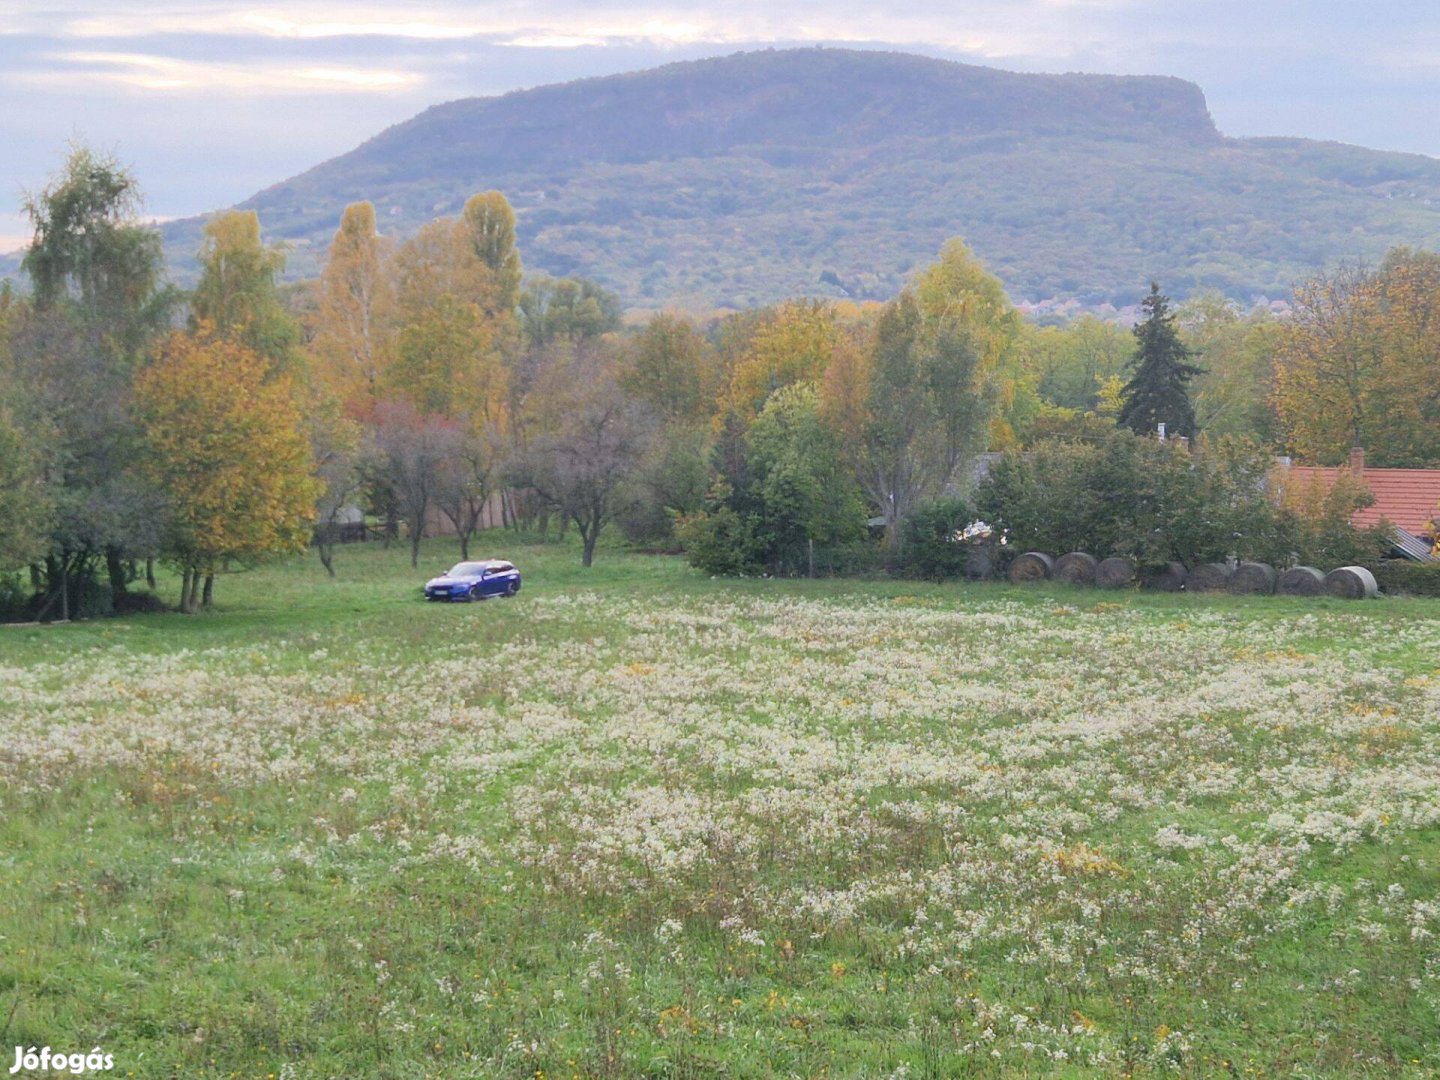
<box><xmin>145</xmin><ymin>48</ymin><xmax>1440</xmax><ymax>308</ymax></box>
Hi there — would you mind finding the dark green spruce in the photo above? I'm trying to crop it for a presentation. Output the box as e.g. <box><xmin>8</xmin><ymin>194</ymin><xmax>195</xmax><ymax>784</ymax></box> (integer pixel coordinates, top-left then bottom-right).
<box><xmin>1118</xmin><ymin>283</ymin><xmax>1205</xmax><ymax>438</ymax></box>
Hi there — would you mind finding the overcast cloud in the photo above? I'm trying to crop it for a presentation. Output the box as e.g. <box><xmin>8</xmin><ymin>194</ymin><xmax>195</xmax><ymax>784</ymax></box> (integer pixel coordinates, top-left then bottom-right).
<box><xmin>2</xmin><ymin>1</ymin><xmax>1438</xmax><ymax>251</ymax></box>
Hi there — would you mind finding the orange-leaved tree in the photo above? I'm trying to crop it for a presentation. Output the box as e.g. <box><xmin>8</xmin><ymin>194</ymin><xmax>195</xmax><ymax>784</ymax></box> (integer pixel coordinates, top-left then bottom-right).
<box><xmin>135</xmin><ymin>327</ymin><xmax>320</xmax><ymax>611</ymax></box>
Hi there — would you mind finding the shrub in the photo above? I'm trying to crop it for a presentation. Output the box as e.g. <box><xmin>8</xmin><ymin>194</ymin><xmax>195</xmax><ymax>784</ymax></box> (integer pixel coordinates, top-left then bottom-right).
<box><xmin>0</xmin><ymin>573</ymin><xmax>32</xmax><ymax>623</ymax></box>
<box><xmin>1370</xmin><ymin>561</ymin><xmax>1440</xmax><ymax>597</ymax></box>
<box><xmin>675</xmin><ymin>504</ymin><xmax>765</xmax><ymax>577</ymax></box>
<box><xmin>898</xmin><ymin>497</ymin><xmax>973</xmax><ymax>581</ymax></box>
<box><xmin>972</xmin><ymin>430</ymin><xmax>1315</xmax><ymax>570</ymax></box>
<box><xmin>1273</xmin><ymin>469</ymin><xmax>1392</xmax><ymax>568</ymax></box>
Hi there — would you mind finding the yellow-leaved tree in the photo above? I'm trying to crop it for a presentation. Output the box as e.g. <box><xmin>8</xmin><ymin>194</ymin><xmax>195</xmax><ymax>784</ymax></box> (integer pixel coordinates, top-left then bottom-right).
<box><xmin>136</xmin><ymin>327</ymin><xmax>320</xmax><ymax>612</ymax></box>
<box><xmin>313</xmin><ymin>201</ymin><xmax>392</xmax><ymax>417</ymax></box>
<box><xmin>911</xmin><ymin>239</ymin><xmax>1025</xmax><ymax>446</ymax></box>
<box><xmin>1273</xmin><ymin>250</ymin><xmax>1440</xmax><ymax>467</ymax></box>
<box><xmin>725</xmin><ymin>300</ymin><xmax>841</xmax><ymax>423</ymax></box>
<box><xmin>384</xmin><ymin>218</ymin><xmax>509</xmax><ymax>426</ymax></box>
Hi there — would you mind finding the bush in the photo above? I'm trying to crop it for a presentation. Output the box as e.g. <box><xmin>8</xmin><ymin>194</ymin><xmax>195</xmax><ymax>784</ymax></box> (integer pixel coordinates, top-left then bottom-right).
<box><xmin>972</xmin><ymin>430</ymin><xmax>1377</xmax><ymax>571</ymax></box>
<box><xmin>898</xmin><ymin>497</ymin><xmax>973</xmax><ymax>580</ymax></box>
<box><xmin>0</xmin><ymin>573</ymin><xmax>32</xmax><ymax>622</ymax></box>
<box><xmin>1274</xmin><ymin>469</ymin><xmax>1392</xmax><ymax>568</ymax></box>
<box><xmin>675</xmin><ymin>505</ymin><xmax>765</xmax><ymax>577</ymax></box>
<box><xmin>1371</xmin><ymin>561</ymin><xmax>1440</xmax><ymax>597</ymax></box>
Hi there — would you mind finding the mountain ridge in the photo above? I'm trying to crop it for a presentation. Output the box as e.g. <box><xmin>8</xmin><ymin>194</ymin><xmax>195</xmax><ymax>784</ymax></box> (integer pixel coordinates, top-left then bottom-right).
<box><xmin>52</xmin><ymin>49</ymin><xmax>1440</xmax><ymax>308</ymax></box>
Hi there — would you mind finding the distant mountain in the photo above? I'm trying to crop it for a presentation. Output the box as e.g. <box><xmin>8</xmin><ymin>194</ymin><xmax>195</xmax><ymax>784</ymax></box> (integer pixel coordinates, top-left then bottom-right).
<box><xmin>147</xmin><ymin>48</ymin><xmax>1440</xmax><ymax>309</ymax></box>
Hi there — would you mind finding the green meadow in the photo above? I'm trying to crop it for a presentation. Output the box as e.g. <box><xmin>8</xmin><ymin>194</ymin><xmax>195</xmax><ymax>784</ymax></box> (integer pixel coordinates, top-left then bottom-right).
<box><xmin>2</xmin><ymin>536</ymin><xmax>1438</xmax><ymax>1078</ymax></box>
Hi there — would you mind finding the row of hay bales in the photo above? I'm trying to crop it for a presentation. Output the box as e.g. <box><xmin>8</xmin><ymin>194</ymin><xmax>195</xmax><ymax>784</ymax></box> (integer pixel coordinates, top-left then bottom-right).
<box><xmin>1008</xmin><ymin>551</ymin><xmax>1378</xmax><ymax>599</ymax></box>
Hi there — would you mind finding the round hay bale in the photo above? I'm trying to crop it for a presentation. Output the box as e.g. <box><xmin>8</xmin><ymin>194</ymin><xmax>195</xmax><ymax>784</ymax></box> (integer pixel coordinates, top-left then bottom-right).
<box><xmin>1187</xmin><ymin>562</ymin><xmax>1234</xmax><ymax>592</ymax></box>
<box><xmin>1141</xmin><ymin>561</ymin><xmax>1187</xmax><ymax>592</ymax></box>
<box><xmin>1094</xmin><ymin>556</ymin><xmax>1138</xmax><ymax>589</ymax></box>
<box><xmin>1009</xmin><ymin>551</ymin><xmax>1055</xmax><ymax>584</ymax></box>
<box><xmin>1228</xmin><ymin>561</ymin><xmax>1278</xmax><ymax>595</ymax></box>
<box><xmin>1325</xmin><ymin>565</ymin><xmax>1379</xmax><ymax>600</ymax></box>
<box><xmin>1053</xmin><ymin>552</ymin><xmax>1098</xmax><ymax>586</ymax></box>
<box><xmin>1277</xmin><ymin>566</ymin><xmax>1326</xmax><ymax>596</ymax></box>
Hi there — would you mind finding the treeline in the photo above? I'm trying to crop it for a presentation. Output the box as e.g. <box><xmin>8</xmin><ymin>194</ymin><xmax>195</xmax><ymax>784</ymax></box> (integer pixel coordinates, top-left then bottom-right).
<box><xmin>2</xmin><ymin>146</ymin><xmax>1434</xmax><ymax>617</ymax></box>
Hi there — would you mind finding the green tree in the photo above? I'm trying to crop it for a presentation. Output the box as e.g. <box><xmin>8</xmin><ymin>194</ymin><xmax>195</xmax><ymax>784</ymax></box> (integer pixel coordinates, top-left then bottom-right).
<box><xmin>15</xmin><ymin>145</ymin><xmax>173</xmax><ymax>611</ymax></box>
<box><xmin>191</xmin><ymin>210</ymin><xmax>302</xmax><ymax>370</ymax></box>
<box><xmin>846</xmin><ymin>290</ymin><xmax>993</xmax><ymax>550</ymax></box>
<box><xmin>460</xmin><ymin>192</ymin><xmax>522</xmax><ymax>315</ymax></box>
<box><xmin>1178</xmin><ymin>291</ymin><xmax>1280</xmax><ymax>443</ymax></box>
<box><xmin>518</xmin><ymin>276</ymin><xmax>622</xmax><ymax>347</ymax></box>
<box><xmin>1118</xmin><ymin>283</ymin><xmax>1204</xmax><ymax>438</ymax></box>
<box><xmin>745</xmin><ymin>383</ymin><xmax>864</xmax><ymax>573</ymax></box>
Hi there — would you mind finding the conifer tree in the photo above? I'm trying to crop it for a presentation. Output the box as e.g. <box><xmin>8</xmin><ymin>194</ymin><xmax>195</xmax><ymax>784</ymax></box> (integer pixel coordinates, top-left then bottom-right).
<box><xmin>1118</xmin><ymin>283</ymin><xmax>1204</xmax><ymax>438</ymax></box>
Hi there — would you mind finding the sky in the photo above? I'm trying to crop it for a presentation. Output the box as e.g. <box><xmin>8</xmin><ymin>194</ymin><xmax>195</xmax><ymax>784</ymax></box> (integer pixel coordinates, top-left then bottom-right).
<box><xmin>3</xmin><ymin>1</ymin><xmax>1440</xmax><ymax>253</ymax></box>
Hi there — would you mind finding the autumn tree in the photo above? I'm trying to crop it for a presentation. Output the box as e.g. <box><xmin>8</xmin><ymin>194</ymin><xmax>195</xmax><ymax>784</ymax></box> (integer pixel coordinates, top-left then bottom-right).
<box><xmin>384</xmin><ymin>218</ymin><xmax>507</xmax><ymax>424</ymax></box>
<box><xmin>1274</xmin><ymin>250</ymin><xmax>1440</xmax><ymax>466</ymax></box>
<box><xmin>191</xmin><ymin>210</ymin><xmax>301</xmax><ymax>370</ymax></box>
<box><xmin>508</xmin><ymin>343</ymin><xmax>652</xmax><ymax>567</ymax></box>
<box><xmin>433</xmin><ymin>424</ymin><xmax>501</xmax><ymax>560</ymax></box>
<box><xmin>725</xmin><ymin>300</ymin><xmax>841</xmax><ymax>422</ymax></box>
<box><xmin>135</xmin><ymin>328</ymin><xmax>320</xmax><ymax>611</ymax></box>
<box><xmin>312</xmin><ymin>201</ymin><xmax>391</xmax><ymax>415</ymax></box>
<box><xmin>622</xmin><ymin>313</ymin><xmax>718</xmax><ymax>425</ymax></box>
<box><xmin>460</xmin><ymin>191</ymin><xmax>522</xmax><ymax>315</ymax></box>
<box><xmin>0</xmin><ymin>404</ymin><xmax>52</xmax><ymax>570</ymax></box>
<box><xmin>912</xmin><ymin>239</ymin><xmax>1026</xmax><ymax>445</ymax></box>
<box><xmin>1118</xmin><ymin>283</ymin><xmax>1204</xmax><ymax>438</ymax></box>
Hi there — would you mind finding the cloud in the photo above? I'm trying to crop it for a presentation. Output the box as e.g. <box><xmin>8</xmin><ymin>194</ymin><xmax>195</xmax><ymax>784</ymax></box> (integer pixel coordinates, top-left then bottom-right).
<box><xmin>17</xmin><ymin>2</ymin><xmax>1131</xmax><ymax>61</ymax></box>
<box><xmin>14</xmin><ymin>50</ymin><xmax>421</xmax><ymax>93</ymax></box>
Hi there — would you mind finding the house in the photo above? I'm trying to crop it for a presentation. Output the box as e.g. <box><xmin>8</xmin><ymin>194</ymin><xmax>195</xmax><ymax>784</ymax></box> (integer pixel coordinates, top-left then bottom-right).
<box><xmin>1283</xmin><ymin>447</ymin><xmax>1440</xmax><ymax>562</ymax></box>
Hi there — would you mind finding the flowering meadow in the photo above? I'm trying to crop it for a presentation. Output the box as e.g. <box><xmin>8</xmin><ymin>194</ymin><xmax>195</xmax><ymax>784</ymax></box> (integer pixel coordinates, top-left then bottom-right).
<box><xmin>2</xmin><ymin>541</ymin><xmax>1438</xmax><ymax>1078</ymax></box>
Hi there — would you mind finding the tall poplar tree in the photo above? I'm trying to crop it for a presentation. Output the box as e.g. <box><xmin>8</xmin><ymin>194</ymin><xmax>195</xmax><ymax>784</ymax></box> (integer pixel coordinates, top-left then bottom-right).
<box><xmin>1118</xmin><ymin>283</ymin><xmax>1204</xmax><ymax>439</ymax></box>
<box><xmin>313</xmin><ymin>201</ymin><xmax>390</xmax><ymax>415</ymax></box>
<box><xmin>191</xmin><ymin>210</ymin><xmax>301</xmax><ymax>370</ymax></box>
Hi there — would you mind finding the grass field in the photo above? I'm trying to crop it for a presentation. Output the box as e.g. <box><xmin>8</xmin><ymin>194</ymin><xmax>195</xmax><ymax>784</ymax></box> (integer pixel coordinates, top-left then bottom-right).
<box><xmin>2</xmin><ymin>535</ymin><xmax>1439</xmax><ymax>1078</ymax></box>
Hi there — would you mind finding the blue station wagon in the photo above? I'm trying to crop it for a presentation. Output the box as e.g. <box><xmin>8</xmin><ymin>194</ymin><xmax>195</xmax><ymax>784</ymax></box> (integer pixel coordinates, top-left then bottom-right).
<box><xmin>423</xmin><ymin>560</ymin><xmax>522</xmax><ymax>602</ymax></box>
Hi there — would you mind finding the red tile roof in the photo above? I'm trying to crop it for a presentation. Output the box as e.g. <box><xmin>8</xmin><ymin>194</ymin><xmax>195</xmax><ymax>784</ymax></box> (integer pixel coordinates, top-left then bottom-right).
<box><xmin>1287</xmin><ymin>465</ymin><xmax>1440</xmax><ymax>537</ymax></box>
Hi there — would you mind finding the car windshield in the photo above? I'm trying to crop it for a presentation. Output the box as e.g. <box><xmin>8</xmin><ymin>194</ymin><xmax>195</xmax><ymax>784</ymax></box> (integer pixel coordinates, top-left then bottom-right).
<box><xmin>448</xmin><ymin>563</ymin><xmax>488</xmax><ymax>576</ymax></box>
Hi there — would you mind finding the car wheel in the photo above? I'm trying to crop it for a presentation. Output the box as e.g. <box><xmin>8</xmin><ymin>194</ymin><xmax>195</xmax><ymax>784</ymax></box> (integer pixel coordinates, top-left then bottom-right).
<box><xmin>504</xmin><ymin>580</ymin><xmax>520</xmax><ymax>597</ymax></box>
<box><xmin>468</xmin><ymin>585</ymin><xmax>482</xmax><ymax>602</ymax></box>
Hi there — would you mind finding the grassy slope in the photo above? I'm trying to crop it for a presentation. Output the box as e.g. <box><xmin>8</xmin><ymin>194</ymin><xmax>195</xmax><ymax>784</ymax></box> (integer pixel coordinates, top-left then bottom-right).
<box><xmin>2</xmin><ymin>535</ymin><xmax>1438</xmax><ymax>1078</ymax></box>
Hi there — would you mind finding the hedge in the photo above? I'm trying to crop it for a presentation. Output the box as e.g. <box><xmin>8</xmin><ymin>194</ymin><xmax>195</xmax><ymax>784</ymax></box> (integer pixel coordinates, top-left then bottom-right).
<box><xmin>1370</xmin><ymin>561</ymin><xmax>1440</xmax><ymax>598</ymax></box>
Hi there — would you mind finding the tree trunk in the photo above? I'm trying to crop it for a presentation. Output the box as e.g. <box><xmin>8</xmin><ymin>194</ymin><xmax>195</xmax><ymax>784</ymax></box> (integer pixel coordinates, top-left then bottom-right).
<box><xmin>410</xmin><ymin>529</ymin><xmax>421</xmax><ymax>568</ymax></box>
<box><xmin>145</xmin><ymin>558</ymin><xmax>156</xmax><ymax>590</ymax></box>
<box><xmin>580</xmin><ymin>521</ymin><xmax>597</xmax><ymax>568</ymax></box>
<box><xmin>180</xmin><ymin>568</ymin><xmax>193</xmax><ymax>614</ymax></box>
<box><xmin>457</xmin><ymin>530</ymin><xmax>469</xmax><ymax>560</ymax></box>
<box><xmin>106</xmin><ymin>549</ymin><xmax>128</xmax><ymax>597</ymax></box>
<box><xmin>202</xmin><ymin>573</ymin><xmax>215</xmax><ymax>608</ymax></box>
<box><xmin>318</xmin><ymin>539</ymin><xmax>335</xmax><ymax>577</ymax></box>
